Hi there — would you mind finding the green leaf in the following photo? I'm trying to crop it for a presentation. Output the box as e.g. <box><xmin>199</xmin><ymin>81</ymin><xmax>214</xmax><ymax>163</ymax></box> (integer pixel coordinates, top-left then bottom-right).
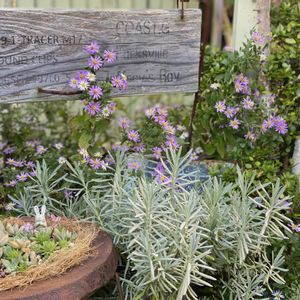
<box><xmin>205</xmin><ymin>144</ymin><xmax>216</xmax><ymax>156</ymax></box>
<box><xmin>216</xmin><ymin>138</ymin><xmax>225</xmax><ymax>159</ymax></box>
<box><xmin>78</xmin><ymin>132</ymin><xmax>92</xmax><ymax>149</ymax></box>
<box><xmin>284</xmin><ymin>38</ymin><xmax>296</xmax><ymax>44</ymax></box>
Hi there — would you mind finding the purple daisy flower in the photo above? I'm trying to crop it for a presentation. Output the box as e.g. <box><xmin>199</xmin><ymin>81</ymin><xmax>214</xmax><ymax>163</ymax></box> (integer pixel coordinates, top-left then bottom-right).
<box><xmin>29</xmin><ymin>170</ymin><xmax>37</xmax><ymax>177</ymax></box>
<box><xmin>152</xmin><ymin>147</ymin><xmax>163</xmax><ymax>160</ymax></box>
<box><xmin>253</xmin><ymin>285</ymin><xmax>266</xmax><ymax>296</ymax></box>
<box><xmin>190</xmin><ymin>152</ymin><xmax>199</xmax><ymax>161</ymax></box>
<box><xmin>3</xmin><ymin>146</ymin><xmax>16</xmax><ymax>155</ymax></box>
<box><xmin>268</xmin><ymin>93</ymin><xmax>276</xmax><ymax>104</ymax></box>
<box><xmin>75</xmin><ymin>70</ymin><xmax>88</xmax><ymax>81</ymax></box>
<box><xmin>242</xmin><ymin>96</ymin><xmax>254</xmax><ymax>110</ymax></box>
<box><xmin>88</xmin><ymin>56</ymin><xmax>103</xmax><ymax>71</ymax></box>
<box><xmin>155</xmin><ymin>173</ymin><xmax>172</xmax><ymax>186</ymax></box>
<box><xmin>237</xmin><ymin>73</ymin><xmax>249</xmax><ymax>86</ymax></box>
<box><xmin>235</xmin><ymin>73</ymin><xmax>250</xmax><ymax>94</ymax></box>
<box><xmin>229</xmin><ymin>118</ymin><xmax>240</xmax><ymax>129</ymax></box>
<box><xmin>13</xmin><ymin>160</ymin><xmax>24</xmax><ymax>168</ymax></box>
<box><xmin>215</xmin><ymin>101</ymin><xmax>226</xmax><ymax>113</ymax></box>
<box><xmin>5</xmin><ymin>203</ymin><xmax>15</xmax><ymax>211</ymax></box>
<box><xmin>144</xmin><ymin>107</ymin><xmax>156</xmax><ymax>118</ymax></box>
<box><xmin>120</xmin><ymin>145</ymin><xmax>129</xmax><ymax>152</ymax></box>
<box><xmin>164</xmin><ymin>125</ymin><xmax>176</xmax><ymax>135</ymax></box>
<box><xmin>234</xmin><ymin>80</ymin><xmax>243</xmax><ymax>93</ymax></box>
<box><xmin>104</xmin><ymin>156</ymin><xmax>115</xmax><ymax>165</ymax></box>
<box><xmin>6</xmin><ymin>158</ymin><xmax>16</xmax><ymax>166</ymax></box>
<box><xmin>26</xmin><ymin>140</ymin><xmax>39</xmax><ymax>148</ymax></box>
<box><xmin>36</xmin><ymin>145</ymin><xmax>47</xmax><ymax>155</ymax></box>
<box><xmin>153</xmin><ymin>162</ymin><xmax>166</xmax><ymax>176</ymax></box>
<box><xmin>119</xmin><ymin>73</ymin><xmax>128</xmax><ymax>90</ymax></box>
<box><xmin>25</xmin><ymin>161</ymin><xmax>35</xmax><ymax>169</ymax></box>
<box><xmin>84</xmin><ymin>101</ymin><xmax>101</xmax><ymax>116</ymax></box>
<box><xmin>128</xmin><ymin>161</ymin><xmax>142</xmax><ymax>170</ymax></box>
<box><xmin>251</xmin><ymin>32</ymin><xmax>265</xmax><ymax>46</ymax></box>
<box><xmin>111</xmin><ymin>76</ymin><xmax>122</xmax><ymax>89</ymax></box>
<box><xmin>84</xmin><ymin>41</ymin><xmax>100</xmax><ymax>54</ymax></box>
<box><xmin>260</xmin><ymin>121</ymin><xmax>268</xmax><ymax>133</ymax></box>
<box><xmin>134</xmin><ymin>144</ymin><xmax>145</xmax><ymax>153</ymax></box>
<box><xmin>89</xmin><ymin>158</ymin><xmax>104</xmax><ymax>170</ymax></box>
<box><xmin>118</xmin><ymin>117</ymin><xmax>131</xmax><ymax>129</ymax></box>
<box><xmin>5</xmin><ymin>180</ymin><xmax>17</xmax><ymax>187</ymax></box>
<box><xmin>89</xmin><ymin>85</ymin><xmax>103</xmax><ymax>100</ymax></box>
<box><xmin>264</xmin><ymin>117</ymin><xmax>275</xmax><ymax>129</ymax></box>
<box><xmin>156</xmin><ymin>107</ymin><xmax>168</xmax><ymax>117</ymax></box>
<box><xmin>16</xmin><ymin>172</ymin><xmax>29</xmax><ymax>182</ymax></box>
<box><xmin>127</xmin><ymin>130</ymin><xmax>140</xmax><ymax>142</ymax></box>
<box><xmin>273</xmin><ymin>116</ymin><xmax>288</xmax><ymax>135</ymax></box>
<box><xmin>254</xmin><ymin>89</ymin><xmax>260</xmax><ymax>99</ymax></box>
<box><xmin>111</xmin><ymin>74</ymin><xmax>127</xmax><ymax>90</ymax></box>
<box><xmin>244</xmin><ymin>131</ymin><xmax>256</xmax><ymax>141</ymax></box>
<box><xmin>271</xmin><ymin>290</ymin><xmax>284</xmax><ymax>300</ymax></box>
<box><xmin>165</xmin><ymin>135</ymin><xmax>179</xmax><ymax>150</ymax></box>
<box><xmin>154</xmin><ymin>115</ymin><xmax>167</xmax><ymax>125</ymax></box>
<box><xmin>103</xmin><ymin>49</ymin><xmax>116</xmax><ymax>63</ymax></box>
<box><xmin>224</xmin><ymin>106</ymin><xmax>237</xmax><ymax>118</ymax></box>
<box><xmin>108</xmin><ymin>102</ymin><xmax>117</xmax><ymax>113</ymax></box>
<box><xmin>64</xmin><ymin>189</ymin><xmax>75</xmax><ymax>199</ymax></box>
<box><xmin>288</xmin><ymin>223</ymin><xmax>300</xmax><ymax>232</ymax></box>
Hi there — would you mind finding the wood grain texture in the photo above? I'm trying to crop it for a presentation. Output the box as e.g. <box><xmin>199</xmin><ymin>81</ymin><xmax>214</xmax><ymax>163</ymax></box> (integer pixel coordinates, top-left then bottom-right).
<box><xmin>0</xmin><ymin>9</ymin><xmax>201</xmax><ymax>103</ymax></box>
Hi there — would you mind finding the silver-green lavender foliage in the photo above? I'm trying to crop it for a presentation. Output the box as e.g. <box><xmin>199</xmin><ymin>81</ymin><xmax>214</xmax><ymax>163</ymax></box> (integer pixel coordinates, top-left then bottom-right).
<box><xmin>11</xmin><ymin>149</ymin><xmax>292</xmax><ymax>300</ymax></box>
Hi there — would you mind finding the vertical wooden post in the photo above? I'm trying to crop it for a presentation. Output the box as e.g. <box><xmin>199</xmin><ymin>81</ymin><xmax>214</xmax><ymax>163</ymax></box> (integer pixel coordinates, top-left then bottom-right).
<box><xmin>211</xmin><ymin>0</ymin><xmax>224</xmax><ymax>49</ymax></box>
<box><xmin>233</xmin><ymin>0</ymin><xmax>271</xmax><ymax>51</ymax></box>
<box><xmin>257</xmin><ymin>0</ymin><xmax>271</xmax><ymax>55</ymax></box>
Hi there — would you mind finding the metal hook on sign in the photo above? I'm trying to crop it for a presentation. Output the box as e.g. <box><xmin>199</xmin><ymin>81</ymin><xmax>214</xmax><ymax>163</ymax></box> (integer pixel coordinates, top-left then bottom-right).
<box><xmin>37</xmin><ymin>87</ymin><xmax>81</xmax><ymax>96</ymax></box>
<box><xmin>177</xmin><ymin>0</ymin><xmax>189</xmax><ymax>20</ymax></box>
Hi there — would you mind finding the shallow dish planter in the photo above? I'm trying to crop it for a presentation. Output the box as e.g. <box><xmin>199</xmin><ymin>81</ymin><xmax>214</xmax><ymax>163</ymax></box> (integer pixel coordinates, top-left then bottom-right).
<box><xmin>0</xmin><ymin>217</ymin><xmax>118</xmax><ymax>300</ymax></box>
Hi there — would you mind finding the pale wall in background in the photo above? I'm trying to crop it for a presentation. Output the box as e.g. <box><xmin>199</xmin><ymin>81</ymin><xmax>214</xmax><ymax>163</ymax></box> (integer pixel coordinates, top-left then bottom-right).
<box><xmin>233</xmin><ymin>0</ymin><xmax>257</xmax><ymax>50</ymax></box>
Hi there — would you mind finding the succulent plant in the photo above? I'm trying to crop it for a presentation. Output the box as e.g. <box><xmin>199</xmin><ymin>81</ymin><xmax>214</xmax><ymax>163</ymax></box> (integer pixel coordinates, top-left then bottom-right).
<box><xmin>0</xmin><ymin>218</ymin><xmax>76</xmax><ymax>277</ymax></box>
<box><xmin>52</xmin><ymin>227</ymin><xmax>77</xmax><ymax>242</ymax></box>
<box><xmin>4</xmin><ymin>223</ymin><xmax>20</xmax><ymax>236</ymax></box>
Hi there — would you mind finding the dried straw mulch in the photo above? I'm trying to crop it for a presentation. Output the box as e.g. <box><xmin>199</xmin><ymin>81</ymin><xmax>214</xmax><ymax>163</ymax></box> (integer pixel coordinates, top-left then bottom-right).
<box><xmin>0</xmin><ymin>217</ymin><xmax>97</xmax><ymax>292</ymax></box>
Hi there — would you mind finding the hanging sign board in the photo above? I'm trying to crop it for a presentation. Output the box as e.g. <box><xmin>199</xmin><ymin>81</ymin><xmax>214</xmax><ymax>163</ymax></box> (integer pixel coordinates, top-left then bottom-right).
<box><xmin>0</xmin><ymin>9</ymin><xmax>201</xmax><ymax>103</ymax></box>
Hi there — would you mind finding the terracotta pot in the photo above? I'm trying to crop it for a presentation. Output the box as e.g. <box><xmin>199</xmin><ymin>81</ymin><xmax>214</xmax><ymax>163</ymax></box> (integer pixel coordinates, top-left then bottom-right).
<box><xmin>0</xmin><ymin>230</ymin><xmax>118</xmax><ymax>300</ymax></box>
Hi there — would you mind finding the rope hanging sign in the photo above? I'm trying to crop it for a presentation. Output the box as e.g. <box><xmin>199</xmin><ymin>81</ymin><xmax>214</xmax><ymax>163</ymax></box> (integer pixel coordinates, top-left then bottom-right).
<box><xmin>0</xmin><ymin>8</ymin><xmax>201</xmax><ymax>103</ymax></box>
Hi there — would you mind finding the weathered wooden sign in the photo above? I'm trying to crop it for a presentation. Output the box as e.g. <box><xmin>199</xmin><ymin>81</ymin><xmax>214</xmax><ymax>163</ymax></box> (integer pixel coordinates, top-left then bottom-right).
<box><xmin>0</xmin><ymin>9</ymin><xmax>201</xmax><ymax>103</ymax></box>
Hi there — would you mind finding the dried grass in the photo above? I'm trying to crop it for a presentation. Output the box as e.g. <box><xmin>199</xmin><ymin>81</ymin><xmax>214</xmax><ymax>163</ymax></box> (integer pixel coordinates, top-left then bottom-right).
<box><xmin>0</xmin><ymin>217</ymin><xmax>97</xmax><ymax>292</ymax></box>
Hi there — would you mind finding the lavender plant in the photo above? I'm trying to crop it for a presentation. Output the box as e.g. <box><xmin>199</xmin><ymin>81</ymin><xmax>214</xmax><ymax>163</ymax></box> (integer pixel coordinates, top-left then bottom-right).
<box><xmin>7</xmin><ymin>147</ymin><xmax>293</xmax><ymax>299</ymax></box>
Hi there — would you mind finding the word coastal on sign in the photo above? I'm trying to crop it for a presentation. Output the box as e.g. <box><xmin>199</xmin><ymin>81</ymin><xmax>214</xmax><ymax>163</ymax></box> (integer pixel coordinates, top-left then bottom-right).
<box><xmin>0</xmin><ymin>9</ymin><xmax>201</xmax><ymax>103</ymax></box>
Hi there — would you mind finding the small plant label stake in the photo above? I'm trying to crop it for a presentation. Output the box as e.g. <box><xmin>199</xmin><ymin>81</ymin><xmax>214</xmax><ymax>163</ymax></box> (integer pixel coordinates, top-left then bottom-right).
<box><xmin>0</xmin><ymin>9</ymin><xmax>201</xmax><ymax>103</ymax></box>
